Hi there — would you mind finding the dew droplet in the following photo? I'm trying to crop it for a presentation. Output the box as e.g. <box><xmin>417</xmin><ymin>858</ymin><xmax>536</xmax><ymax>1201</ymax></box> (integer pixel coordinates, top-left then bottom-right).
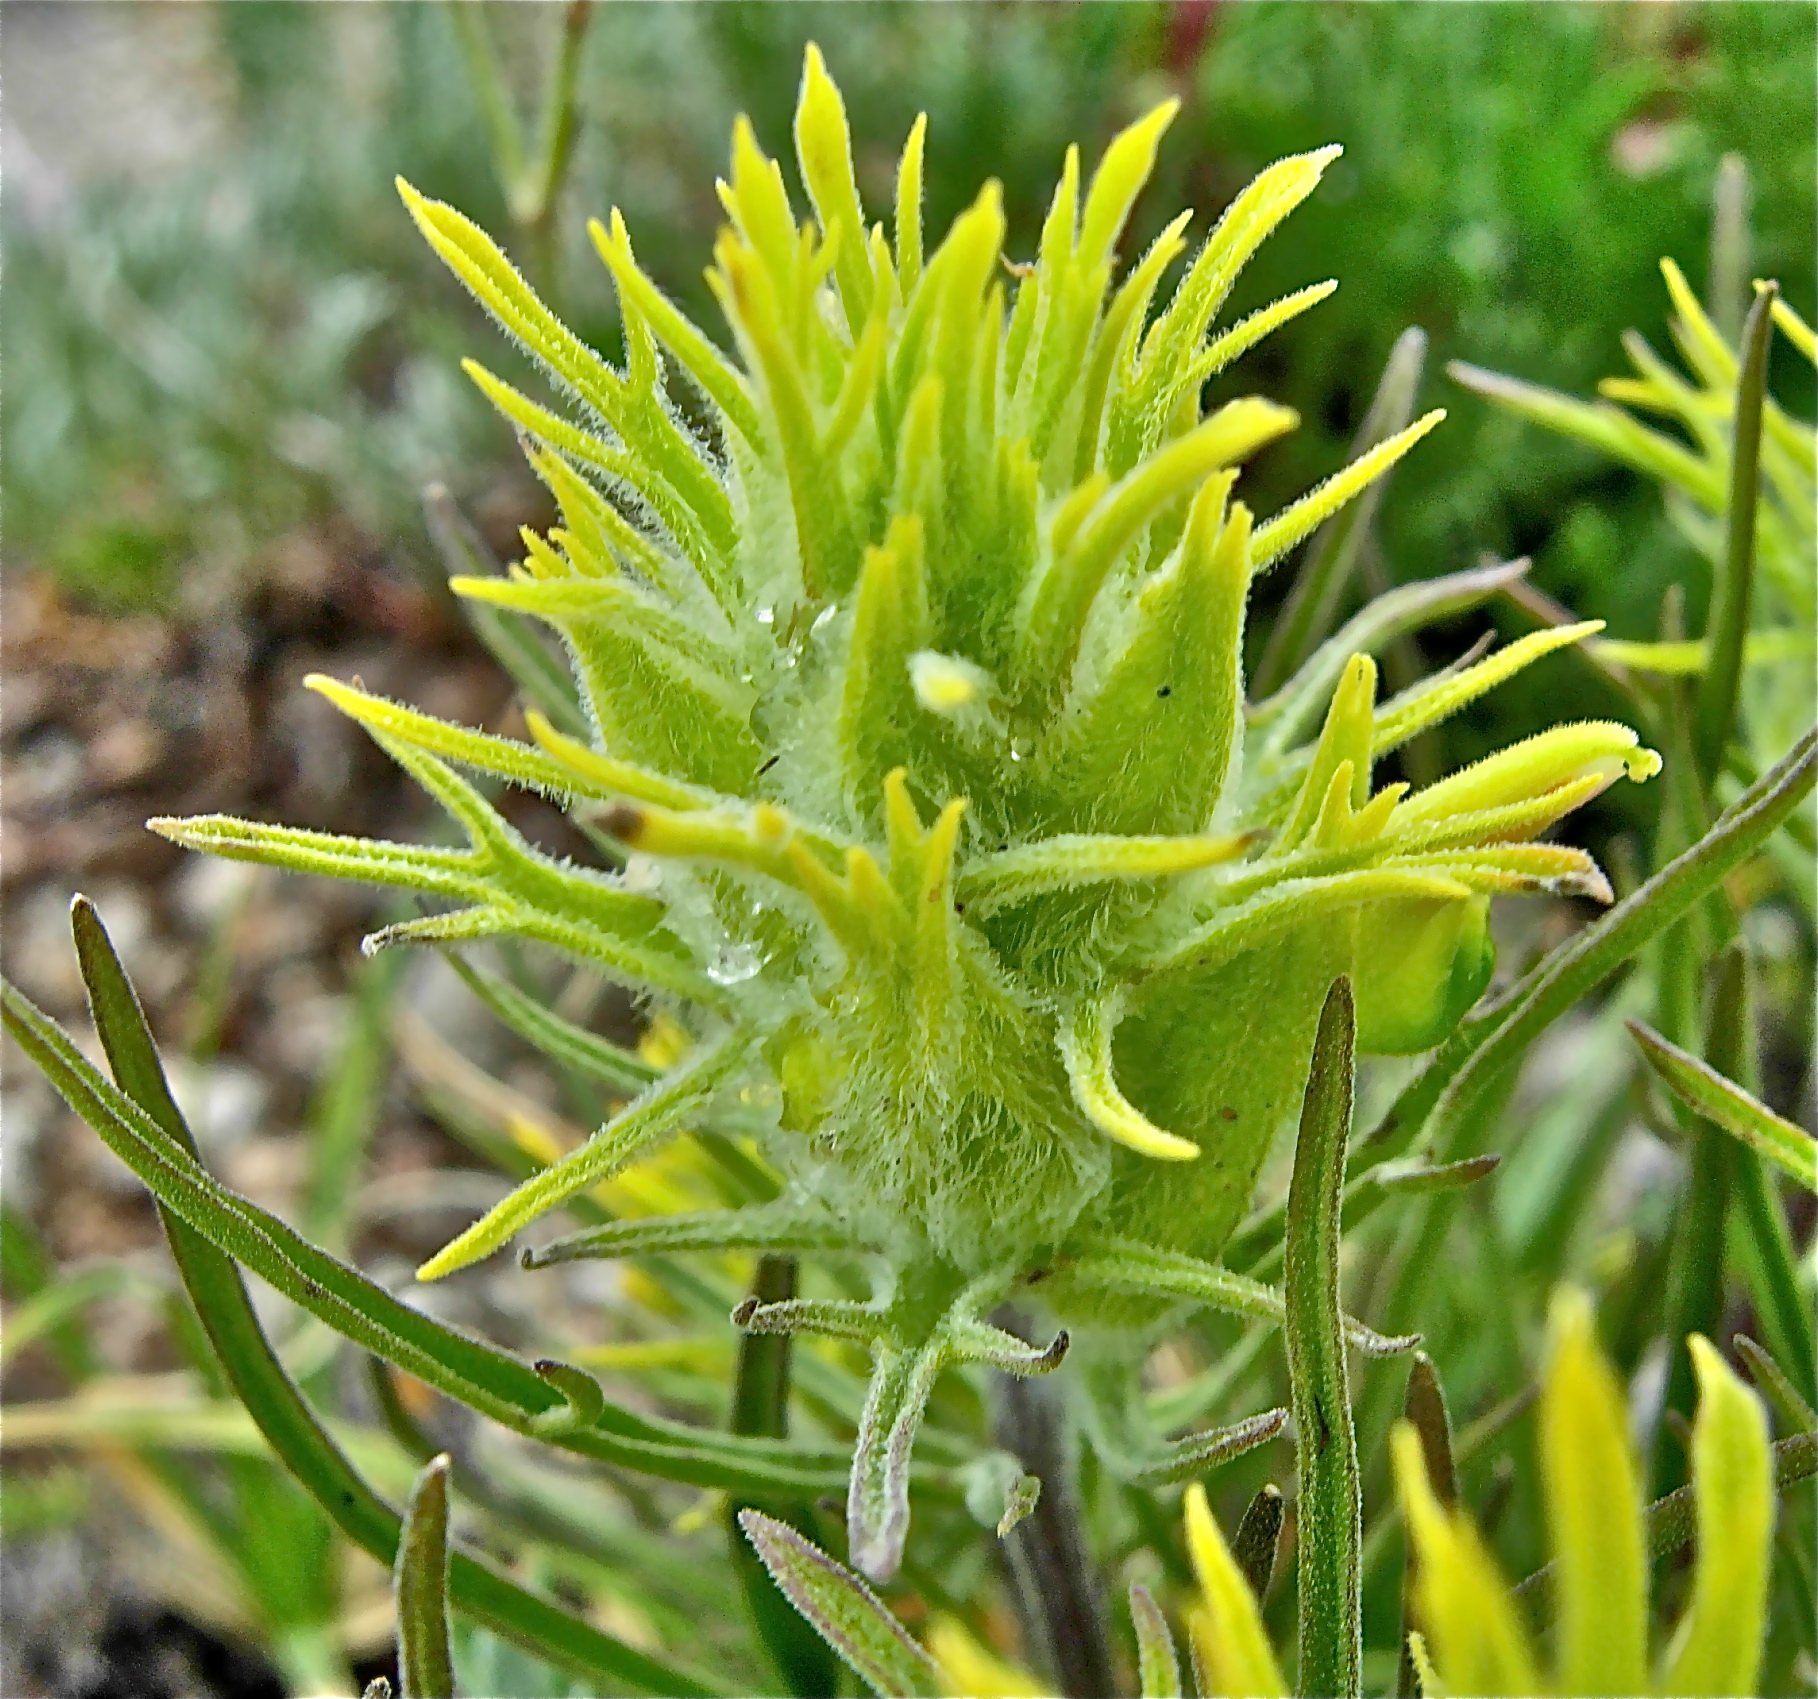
<box><xmin>756</xmin><ymin>606</ymin><xmax>776</xmax><ymax>627</ymax></box>
<box><xmin>707</xmin><ymin>943</ymin><xmax>763</xmax><ymax>986</ymax></box>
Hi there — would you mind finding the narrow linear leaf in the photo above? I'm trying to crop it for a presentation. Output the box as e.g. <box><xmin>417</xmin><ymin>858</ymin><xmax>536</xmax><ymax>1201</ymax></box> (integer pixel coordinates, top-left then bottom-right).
<box><xmin>4</xmin><ymin>967</ymin><xmax>849</xmax><ymax>1495</ymax></box>
<box><xmin>1693</xmin><ymin>281</ymin><xmax>1777</xmax><ymax>778</ymax></box>
<box><xmin>1629</xmin><ymin>1020</ymin><xmax>1816</xmax><ymax>1190</ymax></box>
<box><xmin>396</xmin><ymin>1455</ymin><xmax>456</xmax><ymax>1699</ymax></box>
<box><xmin>60</xmin><ymin>901</ymin><xmax>717</xmax><ymax>1696</ymax></box>
<box><xmin>737</xmin><ymin>1511</ymin><xmax>939</xmax><ymax>1698</ymax></box>
<box><xmin>1285</xmin><ymin>977</ymin><xmax>1363</xmax><ymax>1699</ymax></box>
<box><xmin>1129</xmin><ymin>1583</ymin><xmax>1182</xmax><ymax>1699</ymax></box>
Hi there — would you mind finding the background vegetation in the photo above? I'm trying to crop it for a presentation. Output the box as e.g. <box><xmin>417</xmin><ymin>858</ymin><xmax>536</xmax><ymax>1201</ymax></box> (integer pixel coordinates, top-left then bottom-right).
<box><xmin>2</xmin><ymin>5</ymin><xmax>1812</xmax><ymax>1697</ymax></box>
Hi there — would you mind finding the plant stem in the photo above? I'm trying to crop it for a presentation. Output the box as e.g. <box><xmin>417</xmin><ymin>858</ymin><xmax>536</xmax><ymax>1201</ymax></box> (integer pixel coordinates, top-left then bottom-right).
<box><xmin>1286</xmin><ymin>977</ymin><xmax>1363</xmax><ymax>1699</ymax></box>
<box><xmin>989</xmin><ymin>1306</ymin><xmax>1117</xmax><ymax>1699</ymax></box>
<box><xmin>727</xmin><ymin>1256</ymin><xmax>839</xmax><ymax>1699</ymax></box>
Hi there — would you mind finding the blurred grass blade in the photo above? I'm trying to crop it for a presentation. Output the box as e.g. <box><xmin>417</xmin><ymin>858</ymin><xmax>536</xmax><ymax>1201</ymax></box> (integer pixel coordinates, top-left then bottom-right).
<box><xmin>1395</xmin><ymin>1353</ymin><xmax>1455</xmax><ymax>1699</ymax></box>
<box><xmin>423</xmin><ymin>482</ymin><xmax>588</xmax><ymax>738</ymax></box>
<box><xmin>306</xmin><ymin>950</ymin><xmax>402</xmax><ymax>1253</ymax></box>
<box><xmin>1255</xmin><ymin>326</ymin><xmax>1427</xmax><ymax>695</ymax></box>
<box><xmin>59</xmin><ymin>897</ymin><xmax>718</xmax><ymax>1696</ymax></box>
<box><xmin>446</xmin><ymin>952</ymin><xmax>656</xmax><ymax>1095</ymax></box>
<box><xmin>1693</xmin><ymin>280</ymin><xmax>1777</xmax><ymax>778</ymax></box>
<box><xmin>0</xmin><ymin>1264</ymin><xmax>134</xmax><ymax>1368</ymax></box>
<box><xmin>1707</xmin><ymin>154</ymin><xmax>1751</xmax><ymax>344</ymax></box>
<box><xmin>1231</xmin><ymin>1483</ymin><xmax>1285</xmax><ymax>1603</ymax></box>
<box><xmin>1628</xmin><ymin>1019</ymin><xmax>1816</xmax><ymax>1190</ymax></box>
<box><xmin>6</xmin><ymin>942</ymin><xmax>851</xmax><ymax>1496</ymax></box>
<box><xmin>1129</xmin><ymin>1582</ymin><xmax>1182</xmax><ymax>1699</ymax></box>
<box><xmin>397</xmin><ymin>1454</ymin><xmax>455</xmax><ymax>1699</ymax></box>
<box><xmin>737</xmin><ymin>1510</ymin><xmax>939</xmax><ymax>1698</ymax></box>
<box><xmin>1285</xmin><ymin>976</ymin><xmax>1362</xmax><ymax>1699</ymax></box>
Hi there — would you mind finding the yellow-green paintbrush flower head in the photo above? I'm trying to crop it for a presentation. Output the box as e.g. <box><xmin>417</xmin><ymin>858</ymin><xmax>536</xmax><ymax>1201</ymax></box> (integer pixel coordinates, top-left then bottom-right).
<box><xmin>152</xmin><ymin>47</ymin><xmax>1662</xmax><ymax>1576</ymax></box>
<box><xmin>155</xmin><ymin>45</ymin><xmax>1656</xmax><ymax>1285</ymax></box>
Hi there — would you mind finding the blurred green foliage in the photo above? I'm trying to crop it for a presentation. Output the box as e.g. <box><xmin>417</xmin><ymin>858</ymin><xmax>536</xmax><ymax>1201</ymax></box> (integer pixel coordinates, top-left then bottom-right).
<box><xmin>1187</xmin><ymin>2</ymin><xmax>1815</xmax><ymax>644</ymax></box>
<box><xmin>6</xmin><ymin>2</ymin><xmax>1812</xmax><ymax>629</ymax></box>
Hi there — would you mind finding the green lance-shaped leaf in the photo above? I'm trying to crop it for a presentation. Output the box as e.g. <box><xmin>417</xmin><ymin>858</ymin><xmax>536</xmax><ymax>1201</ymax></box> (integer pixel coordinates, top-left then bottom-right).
<box><xmin>1660</xmin><ymin>1338</ymin><xmax>1774</xmax><ymax>1697</ymax></box>
<box><xmin>793</xmin><ymin>44</ymin><xmax>873</xmax><ymax>333</ymax></box>
<box><xmin>1016</xmin><ymin>398</ymin><xmax>1296</xmax><ymax>698</ymax></box>
<box><xmin>398</xmin><ymin>176</ymin><xmax>624</xmax><ymax>423</ymax></box>
<box><xmin>417</xmin><ymin>1024</ymin><xmax>759</xmax><ymax>1280</ymax></box>
<box><xmin>452</xmin><ymin>575</ymin><xmax>763</xmax><ymax>795</ymax></box>
<box><xmin>737</xmin><ymin>1511</ymin><xmax>939</xmax><ymax>1699</ymax></box>
<box><xmin>1037</xmin><ymin>482</ymin><xmax>1250</xmax><ymax>836</ymax></box>
<box><xmin>1251</xmin><ymin>410</ymin><xmax>1444</xmax><ymax>575</ymax></box>
<box><xmin>1541</xmin><ymin>1288</ymin><xmax>1648</xmax><ymax>1697</ymax></box>
<box><xmin>1114</xmin><ymin>144</ymin><xmax>1341</xmax><ymax>472</ymax></box>
<box><xmin>59</xmin><ymin>899</ymin><xmax>718</xmax><ymax>1696</ymax></box>
<box><xmin>1694</xmin><ymin>280</ymin><xmax>1778</xmax><ymax>778</ymax></box>
<box><xmin>305</xmin><ymin>674</ymin><xmax>587</xmax><ymax>802</ymax></box>
<box><xmin>395</xmin><ymin>1454</ymin><xmax>455</xmax><ymax>1699</ymax></box>
<box><xmin>5</xmin><ymin>958</ymin><xmax>848</xmax><ymax>1497</ymax></box>
<box><xmin>1232</xmin><ymin>1483</ymin><xmax>1286</xmax><ymax>1604</ymax></box>
<box><xmin>423</xmin><ymin>483</ymin><xmax>588</xmax><ymax>740</ymax></box>
<box><xmin>1129</xmin><ymin>1582</ymin><xmax>1182</xmax><ymax>1699</ymax></box>
<box><xmin>954</xmin><ymin>828</ymin><xmax>1256</xmax><ymax>917</ymax></box>
<box><xmin>1629</xmin><ymin>1020</ymin><xmax>1817</xmax><ymax>1191</ymax></box>
<box><xmin>1284</xmin><ymin>976</ymin><xmax>1362</xmax><ymax>1699</ymax></box>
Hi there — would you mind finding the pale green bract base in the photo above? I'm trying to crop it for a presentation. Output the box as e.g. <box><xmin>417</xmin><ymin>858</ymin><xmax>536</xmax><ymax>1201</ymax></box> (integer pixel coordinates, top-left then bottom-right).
<box><xmin>150</xmin><ymin>45</ymin><xmax>1658</xmax><ymax>1579</ymax></box>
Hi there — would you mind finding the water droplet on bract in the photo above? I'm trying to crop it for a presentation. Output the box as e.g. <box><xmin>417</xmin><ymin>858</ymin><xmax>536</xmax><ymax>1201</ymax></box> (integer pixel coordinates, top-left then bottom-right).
<box><xmin>707</xmin><ymin>943</ymin><xmax>763</xmax><ymax>986</ymax></box>
<box><xmin>756</xmin><ymin>606</ymin><xmax>776</xmax><ymax>626</ymax></box>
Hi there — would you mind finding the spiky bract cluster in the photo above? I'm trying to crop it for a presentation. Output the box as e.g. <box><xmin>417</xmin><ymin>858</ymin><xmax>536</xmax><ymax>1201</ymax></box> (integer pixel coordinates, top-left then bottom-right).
<box><xmin>160</xmin><ymin>47</ymin><xmax>1656</xmax><ymax>1283</ymax></box>
<box><xmin>156</xmin><ymin>47</ymin><xmax>1661</xmax><ymax>1574</ymax></box>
